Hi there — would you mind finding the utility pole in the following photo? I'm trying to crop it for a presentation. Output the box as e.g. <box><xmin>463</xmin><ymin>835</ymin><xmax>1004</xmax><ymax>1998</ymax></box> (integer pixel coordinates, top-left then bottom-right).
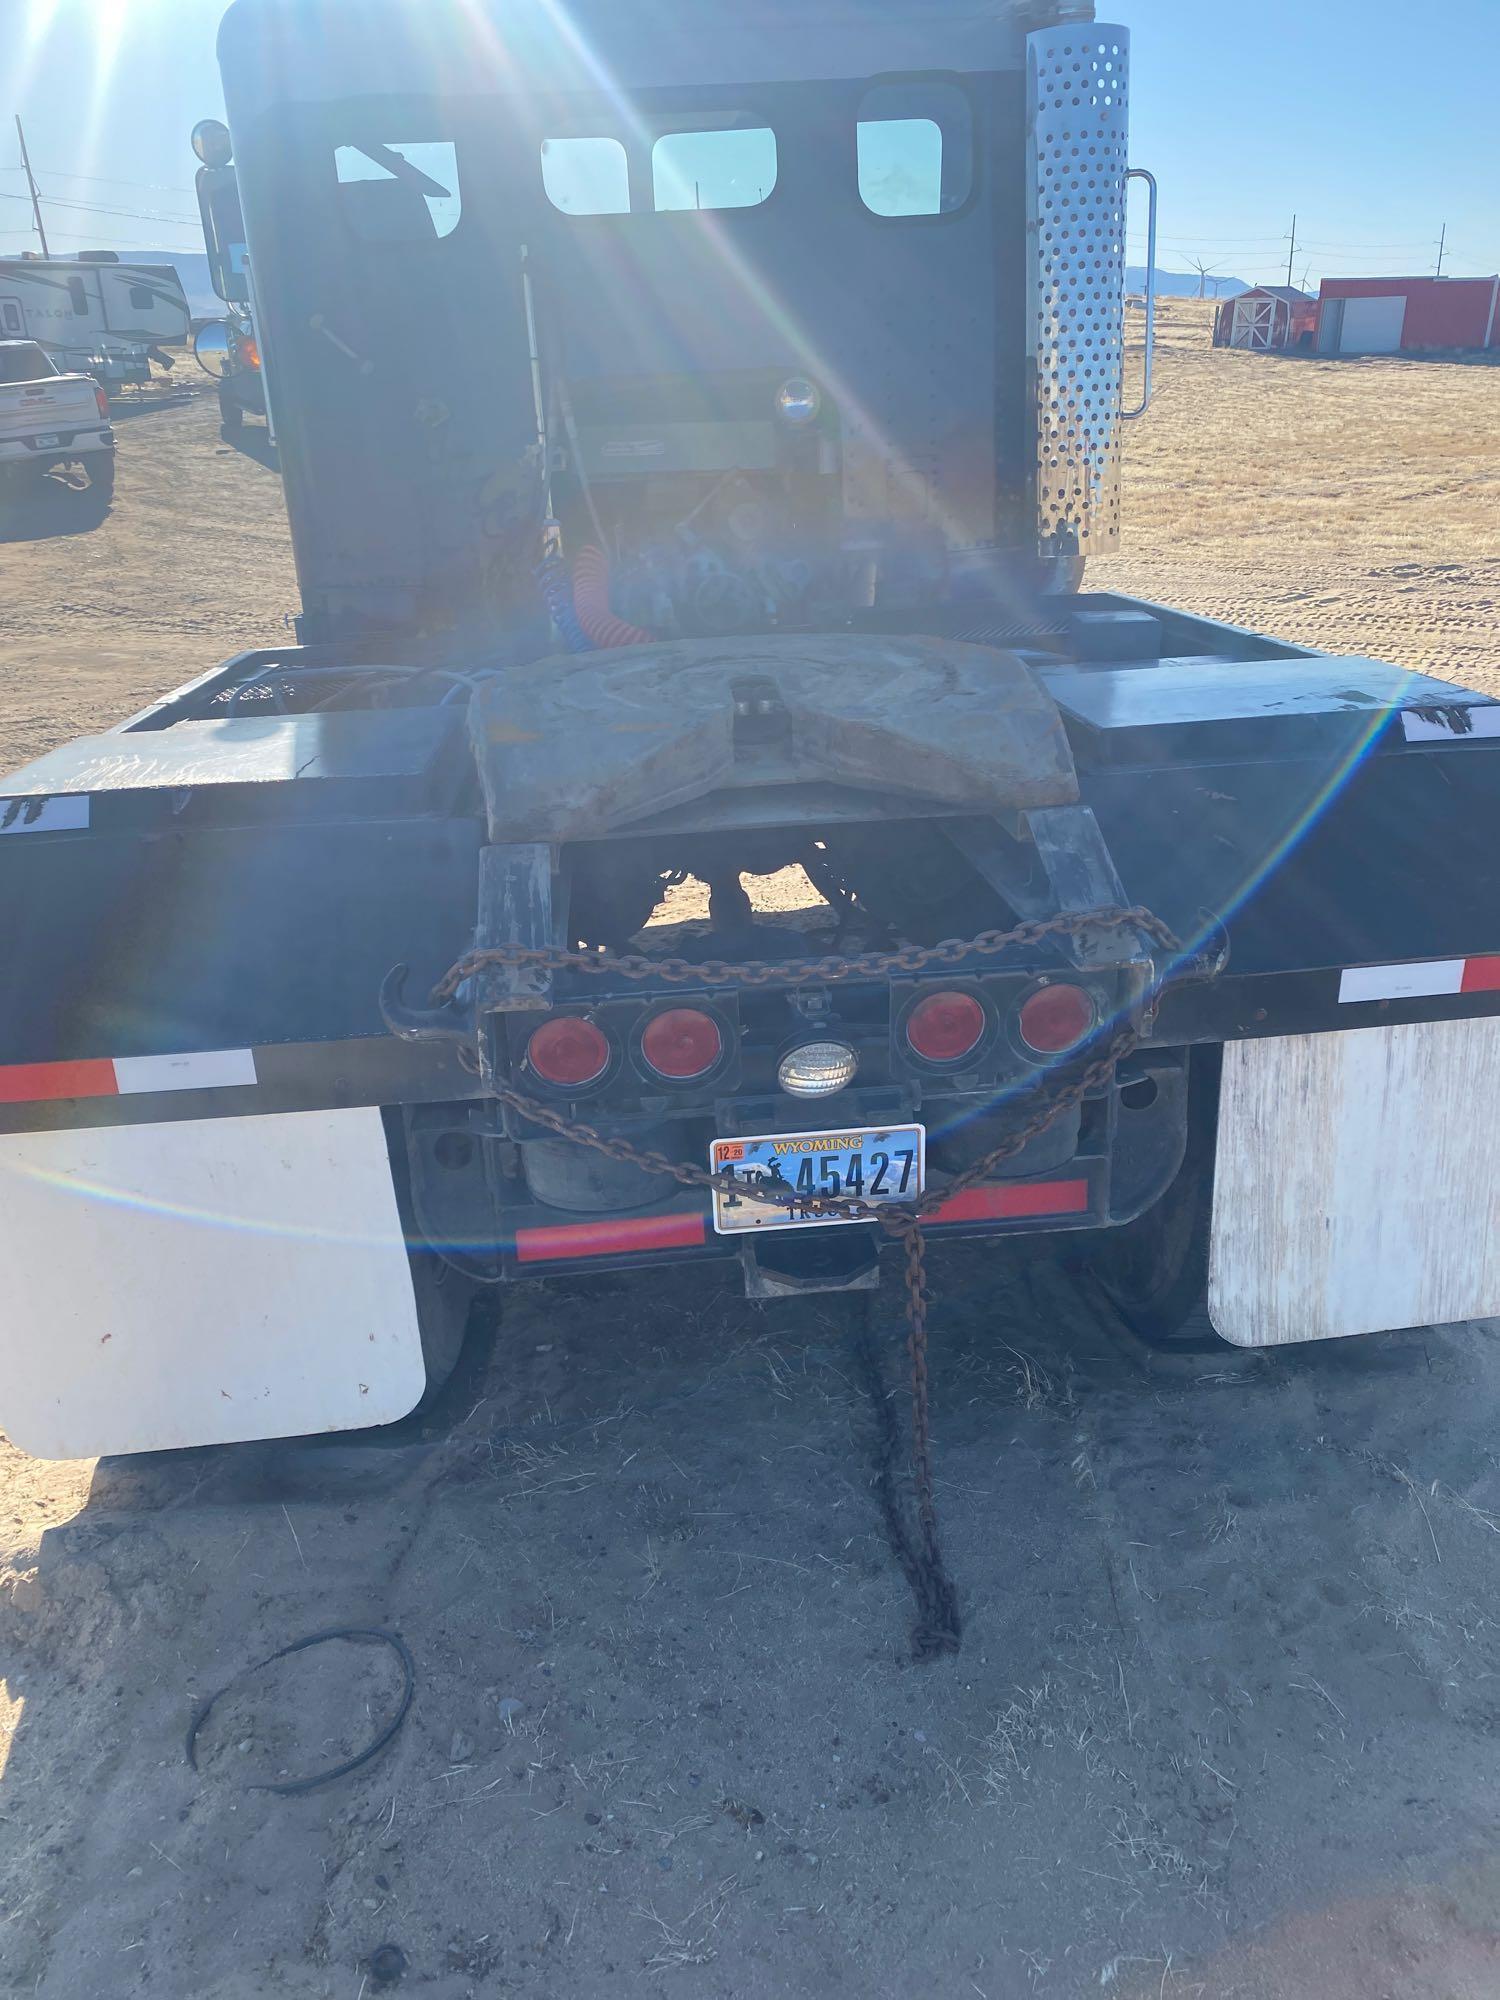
<box><xmin>1436</xmin><ymin>223</ymin><xmax>1447</xmax><ymax>278</ymax></box>
<box><xmin>15</xmin><ymin>116</ymin><xmax>50</xmax><ymax>256</ymax></box>
<box><xmin>1286</xmin><ymin>213</ymin><xmax>1297</xmax><ymax>290</ymax></box>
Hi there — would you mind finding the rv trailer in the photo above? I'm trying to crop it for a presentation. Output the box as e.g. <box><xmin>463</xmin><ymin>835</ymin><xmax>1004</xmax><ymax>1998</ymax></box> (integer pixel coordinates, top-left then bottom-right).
<box><xmin>0</xmin><ymin>254</ymin><xmax>191</xmax><ymax>389</ymax></box>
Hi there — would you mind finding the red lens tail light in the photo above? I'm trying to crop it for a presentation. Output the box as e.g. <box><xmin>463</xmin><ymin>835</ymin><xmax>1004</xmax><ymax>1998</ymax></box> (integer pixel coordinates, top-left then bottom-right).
<box><xmin>526</xmin><ymin>1016</ymin><xmax>611</xmax><ymax>1087</ymax></box>
<box><xmin>905</xmin><ymin>990</ymin><xmax>986</xmax><ymax>1064</ymax></box>
<box><xmin>95</xmin><ymin>384</ymin><xmax>111</xmax><ymax>419</ymax></box>
<box><xmin>641</xmin><ymin>1007</ymin><xmax>722</xmax><ymax>1080</ymax></box>
<box><xmin>1017</xmin><ymin>982</ymin><xmax>1096</xmax><ymax>1055</ymax></box>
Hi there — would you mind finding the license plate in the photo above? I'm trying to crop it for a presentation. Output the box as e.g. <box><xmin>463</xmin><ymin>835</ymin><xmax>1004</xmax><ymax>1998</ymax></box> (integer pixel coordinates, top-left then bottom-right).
<box><xmin>32</xmin><ymin>433</ymin><xmax>61</xmax><ymax>448</ymax></box>
<box><xmin>710</xmin><ymin>1123</ymin><xmax>925</xmax><ymax>1235</ymax></box>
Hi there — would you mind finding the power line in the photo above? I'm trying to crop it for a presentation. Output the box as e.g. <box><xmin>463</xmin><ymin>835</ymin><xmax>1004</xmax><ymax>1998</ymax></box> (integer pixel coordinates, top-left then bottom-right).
<box><xmin>36</xmin><ymin>166</ymin><xmax>195</xmax><ymax>197</ymax></box>
<box><xmin>1147</xmin><ymin>230</ymin><xmax>1290</xmax><ymax>244</ymax></box>
<box><xmin>33</xmin><ymin>192</ymin><xmax>195</xmax><ymax>223</ymax></box>
<box><xmin>1160</xmin><ymin>230</ymin><xmax>1463</xmax><ymax>254</ymax></box>
<box><xmin>0</xmin><ymin>228</ymin><xmax>200</xmax><ymax>249</ymax></box>
<box><xmin>1299</xmin><ymin>241</ymin><xmax>1445</xmax><ymax>253</ymax></box>
<box><xmin>0</xmin><ymin>186</ymin><xmax>196</xmax><ymax>227</ymax></box>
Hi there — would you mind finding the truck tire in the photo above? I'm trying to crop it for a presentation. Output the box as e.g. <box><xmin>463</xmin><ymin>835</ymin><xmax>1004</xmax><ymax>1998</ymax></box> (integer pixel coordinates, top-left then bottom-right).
<box><xmin>1092</xmin><ymin>1050</ymin><xmax>1222</xmax><ymax>1351</ymax></box>
<box><xmin>220</xmin><ymin>384</ymin><xmax>245</xmax><ymax>433</ymax></box>
<box><xmin>405</xmin><ymin>1245</ymin><xmax>479</xmax><ymax>1407</ymax></box>
<box><xmin>380</xmin><ymin>1109</ymin><xmax>485</xmax><ymax>1411</ymax></box>
<box><xmin>1040</xmin><ymin>554</ymin><xmax>1086</xmax><ymax>595</ymax></box>
<box><xmin>86</xmin><ymin>452</ymin><xmax>116</xmax><ymax>511</ymax></box>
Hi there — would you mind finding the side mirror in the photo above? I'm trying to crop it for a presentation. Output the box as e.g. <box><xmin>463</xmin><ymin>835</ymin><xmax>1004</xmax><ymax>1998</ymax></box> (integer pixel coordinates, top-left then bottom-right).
<box><xmin>191</xmin><ymin>119</ymin><xmax>234</xmax><ymax>169</ymax></box>
<box><xmin>195</xmin><ymin>165</ymin><xmax>251</xmax><ymax>306</ymax></box>
<box><xmin>193</xmin><ymin>320</ymin><xmax>234</xmax><ymax>379</ymax></box>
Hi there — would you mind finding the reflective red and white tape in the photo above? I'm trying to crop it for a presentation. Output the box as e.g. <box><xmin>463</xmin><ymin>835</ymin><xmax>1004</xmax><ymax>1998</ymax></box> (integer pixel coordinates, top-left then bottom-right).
<box><xmin>1338</xmin><ymin>957</ymin><xmax>1500</xmax><ymax>1004</ymax></box>
<box><xmin>0</xmin><ymin>1049</ymin><xmax>257</xmax><ymax>1105</ymax></box>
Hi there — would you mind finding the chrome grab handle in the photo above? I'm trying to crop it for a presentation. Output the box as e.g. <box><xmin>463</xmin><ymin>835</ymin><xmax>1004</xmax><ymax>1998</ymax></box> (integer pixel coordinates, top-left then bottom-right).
<box><xmin>1123</xmin><ymin>167</ymin><xmax>1157</xmax><ymax>419</ymax></box>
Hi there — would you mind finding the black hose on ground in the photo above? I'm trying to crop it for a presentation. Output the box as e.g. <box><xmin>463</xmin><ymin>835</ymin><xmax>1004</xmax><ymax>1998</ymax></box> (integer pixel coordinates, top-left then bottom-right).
<box><xmin>185</xmin><ymin>1627</ymin><xmax>415</xmax><ymax>1796</ymax></box>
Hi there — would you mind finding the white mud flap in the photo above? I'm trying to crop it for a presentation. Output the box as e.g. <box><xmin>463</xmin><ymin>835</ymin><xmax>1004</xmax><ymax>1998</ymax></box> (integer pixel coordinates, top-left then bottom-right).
<box><xmin>1209</xmin><ymin>1019</ymin><xmax>1500</xmax><ymax>1346</ymax></box>
<box><xmin>0</xmin><ymin>1108</ymin><xmax>426</xmax><ymax>1459</ymax></box>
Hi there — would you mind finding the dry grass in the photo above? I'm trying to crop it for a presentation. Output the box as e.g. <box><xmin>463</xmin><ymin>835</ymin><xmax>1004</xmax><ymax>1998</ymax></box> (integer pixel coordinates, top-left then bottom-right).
<box><xmin>634</xmin><ymin>1875</ymin><xmax>738</xmax><ymax>1970</ymax></box>
<box><xmin>1097</xmin><ymin>298</ymin><xmax>1500</xmax><ymax>697</ymax></box>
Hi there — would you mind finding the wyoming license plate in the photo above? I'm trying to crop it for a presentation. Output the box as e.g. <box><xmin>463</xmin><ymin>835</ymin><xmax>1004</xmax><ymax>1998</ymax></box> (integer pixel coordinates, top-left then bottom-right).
<box><xmin>33</xmin><ymin>433</ymin><xmax>61</xmax><ymax>448</ymax></box>
<box><xmin>710</xmin><ymin>1124</ymin><xmax>926</xmax><ymax>1235</ymax></box>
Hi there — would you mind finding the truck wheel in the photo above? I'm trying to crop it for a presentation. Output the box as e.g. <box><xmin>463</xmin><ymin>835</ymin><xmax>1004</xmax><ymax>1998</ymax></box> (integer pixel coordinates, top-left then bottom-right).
<box><xmin>1039</xmin><ymin>554</ymin><xmax>1086</xmax><ymax>595</ymax></box>
<box><xmin>86</xmin><ymin>452</ymin><xmax>116</xmax><ymax>510</ymax></box>
<box><xmin>220</xmin><ymin>385</ymin><xmax>245</xmax><ymax>434</ymax></box>
<box><xmin>380</xmin><ymin>1109</ymin><xmax>487</xmax><ymax>1413</ymax></box>
<box><xmin>1093</xmin><ymin>1052</ymin><xmax>1221</xmax><ymax>1351</ymax></box>
<box><xmin>405</xmin><ymin>1247</ymin><xmax>478</xmax><ymax>1408</ymax></box>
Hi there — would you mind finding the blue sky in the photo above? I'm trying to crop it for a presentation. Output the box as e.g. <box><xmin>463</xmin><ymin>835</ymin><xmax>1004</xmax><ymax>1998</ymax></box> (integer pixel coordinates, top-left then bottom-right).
<box><xmin>3</xmin><ymin>0</ymin><xmax>1497</xmax><ymax>287</ymax></box>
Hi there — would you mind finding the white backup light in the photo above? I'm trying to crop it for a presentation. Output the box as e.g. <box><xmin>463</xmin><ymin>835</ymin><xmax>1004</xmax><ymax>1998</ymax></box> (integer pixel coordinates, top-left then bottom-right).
<box><xmin>777</xmin><ymin>1040</ymin><xmax>858</xmax><ymax>1098</ymax></box>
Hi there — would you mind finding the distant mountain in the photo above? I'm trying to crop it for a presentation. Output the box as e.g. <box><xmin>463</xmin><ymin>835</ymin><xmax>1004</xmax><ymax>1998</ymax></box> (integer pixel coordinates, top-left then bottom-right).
<box><xmin>1129</xmin><ymin>266</ymin><xmax>1250</xmax><ymax>300</ymax></box>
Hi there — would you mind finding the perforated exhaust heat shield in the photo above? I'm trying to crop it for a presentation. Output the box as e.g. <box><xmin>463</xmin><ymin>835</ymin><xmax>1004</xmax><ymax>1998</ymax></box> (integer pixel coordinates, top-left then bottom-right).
<box><xmin>1028</xmin><ymin>22</ymin><xmax>1131</xmax><ymax>558</ymax></box>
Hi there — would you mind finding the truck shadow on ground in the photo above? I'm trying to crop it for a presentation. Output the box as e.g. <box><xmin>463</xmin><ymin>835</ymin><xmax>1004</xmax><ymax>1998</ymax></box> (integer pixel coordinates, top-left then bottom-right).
<box><xmin>0</xmin><ymin>478</ymin><xmax>113</xmax><ymax>544</ymax></box>
<box><xmin>215</xmin><ymin>420</ymin><xmax>280</xmax><ymax>473</ymax></box>
<box><xmin>5</xmin><ymin>1247</ymin><xmax>1500</xmax><ymax>1997</ymax></box>
<box><xmin>106</xmin><ymin>390</ymin><xmax>197</xmax><ymax>421</ymax></box>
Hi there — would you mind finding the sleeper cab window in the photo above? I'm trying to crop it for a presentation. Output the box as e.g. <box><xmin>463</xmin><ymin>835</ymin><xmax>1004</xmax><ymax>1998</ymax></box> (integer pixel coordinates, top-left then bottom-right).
<box><xmin>541</xmin><ymin>136</ymin><xmax>631</xmax><ymax>216</ymax></box>
<box><xmin>334</xmin><ymin>141</ymin><xmax>462</xmax><ymax>242</ymax></box>
<box><xmin>651</xmin><ymin>127</ymin><xmax>777</xmax><ymax>211</ymax></box>
<box><xmin>857</xmin><ymin>83</ymin><xmax>973</xmax><ymax>217</ymax></box>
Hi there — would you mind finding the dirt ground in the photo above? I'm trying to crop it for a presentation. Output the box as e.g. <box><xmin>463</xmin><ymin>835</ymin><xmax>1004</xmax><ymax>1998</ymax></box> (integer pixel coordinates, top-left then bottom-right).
<box><xmin>5</xmin><ymin>309</ymin><xmax>1500</xmax><ymax>1999</ymax></box>
<box><xmin>0</xmin><ymin>381</ymin><xmax>296</xmax><ymax>772</ymax></box>
<box><xmin>1094</xmin><ymin>300</ymin><xmax>1500</xmax><ymax>698</ymax></box>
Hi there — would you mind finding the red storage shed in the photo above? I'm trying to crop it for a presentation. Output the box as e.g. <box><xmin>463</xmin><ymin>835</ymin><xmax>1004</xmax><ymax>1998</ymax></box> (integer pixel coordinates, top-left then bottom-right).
<box><xmin>1213</xmin><ymin>286</ymin><xmax>1318</xmax><ymax>352</ymax></box>
<box><xmin>1318</xmin><ymin>276</ymin><xmax>1500</xmax><ymax>354</ymax></box>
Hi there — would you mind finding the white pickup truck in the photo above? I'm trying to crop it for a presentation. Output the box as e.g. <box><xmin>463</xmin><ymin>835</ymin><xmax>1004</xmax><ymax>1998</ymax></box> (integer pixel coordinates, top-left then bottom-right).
<box><xmin>0</xmin><ymin>339</ymin><xmax>116</xmax><ymax>514</ymax></box>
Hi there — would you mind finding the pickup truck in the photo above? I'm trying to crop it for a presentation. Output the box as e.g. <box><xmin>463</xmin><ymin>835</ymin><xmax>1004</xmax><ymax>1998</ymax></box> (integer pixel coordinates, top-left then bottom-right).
<box><xmin>0</xmin><ymin>340</ymin><xmax>116</xmax><ymax>515</ymax></box>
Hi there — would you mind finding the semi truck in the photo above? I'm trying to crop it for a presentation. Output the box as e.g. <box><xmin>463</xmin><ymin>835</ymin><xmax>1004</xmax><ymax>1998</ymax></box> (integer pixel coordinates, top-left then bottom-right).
<box><xmin>2</xmin><ymin>0</ymin><xmax>1498</xmax><ymax>1467</ymax></box>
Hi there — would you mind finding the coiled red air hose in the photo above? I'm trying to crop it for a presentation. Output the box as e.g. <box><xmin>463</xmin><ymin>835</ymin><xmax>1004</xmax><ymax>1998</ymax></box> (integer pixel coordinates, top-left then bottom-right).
<box><xmin>572</xmin><ymin>545</ymin><xmax>653</xmax><ymax>650</ymax></box>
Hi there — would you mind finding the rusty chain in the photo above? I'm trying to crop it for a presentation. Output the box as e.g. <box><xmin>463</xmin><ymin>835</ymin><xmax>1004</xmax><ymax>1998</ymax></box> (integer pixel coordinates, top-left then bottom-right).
<box><xmin>431</xmin><ymin>906</ymin><xmax>1181</xmax><ymax>1659</ymax></box>
<box><xmin>429</xmin><ymin>905</ymin><xmax>1182</xmax><ymax>1004</ymax></box>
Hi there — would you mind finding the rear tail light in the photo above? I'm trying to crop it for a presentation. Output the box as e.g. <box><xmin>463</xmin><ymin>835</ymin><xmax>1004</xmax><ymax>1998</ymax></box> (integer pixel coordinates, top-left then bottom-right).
<box><xmin>640</xmin><ymin>1007</ymin><xmax>722</xmax><ymax>1080</ymax></box>
<box><xmin>95</xmin><ymin>384</ymin><xmax>110</xmax><ymax>419</ymax></box>
<box><xmin>1017</xmin><ymin>982</ymin><xmax>1096</xmax><ymax>1055</ymax></box>
<box><xmin>525</xmin><ymin>1016</ymin><xmax>611</xmax><ymax>1087</ymax></box>
<box><xmin>905</xmin><ymin>990</ymin><xmax>986</xmax><ymax>1064</ymax></box>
